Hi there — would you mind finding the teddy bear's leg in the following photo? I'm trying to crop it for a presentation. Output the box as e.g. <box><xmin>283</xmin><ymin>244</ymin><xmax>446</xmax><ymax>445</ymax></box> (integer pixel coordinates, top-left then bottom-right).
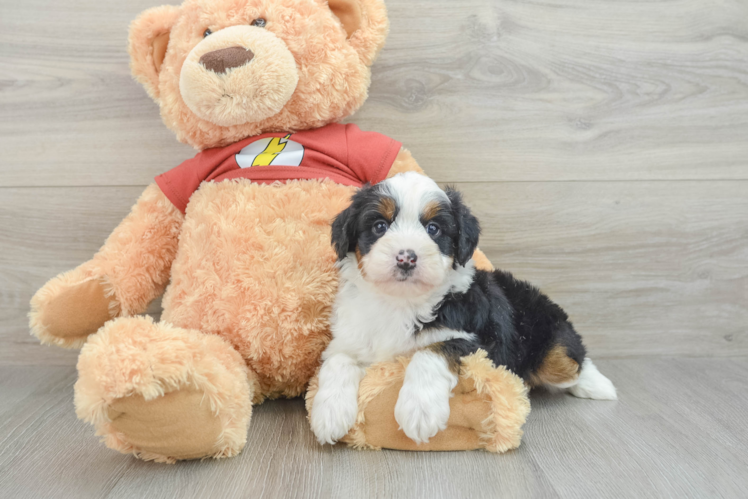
<box><xmin>307</xmin><ymin>351</ymin><xmax>530</xmax><ymax>452</ymax></box>
<box><xmin>29</xmin><ymin>184</ymin><xmax>183</xmax><ymax>348</ymax></box>
<box><xmin>75</xmin><ymin>316</ymin><xmax>255</xmax><ymax>463</ymax></box>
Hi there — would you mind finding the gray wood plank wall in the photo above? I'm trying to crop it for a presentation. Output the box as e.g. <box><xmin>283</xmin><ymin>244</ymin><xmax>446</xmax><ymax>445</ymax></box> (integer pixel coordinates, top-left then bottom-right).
<box><xmin>1</xmin><ymin>0</ymin><xmax>747</xmax><ymax>365</ymax></box>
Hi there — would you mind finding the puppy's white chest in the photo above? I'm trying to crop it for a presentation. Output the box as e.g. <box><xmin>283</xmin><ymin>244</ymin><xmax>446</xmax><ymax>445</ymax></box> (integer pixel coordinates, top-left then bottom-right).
<box><xmin>366</xmin><ymin>319</ymin><xmax>420</xmax><ymax>364</ymax></box>
<box><xmin>327</xmin><ymin>278</ymin><xmax>432</xmax><ymax>364</ymax></box>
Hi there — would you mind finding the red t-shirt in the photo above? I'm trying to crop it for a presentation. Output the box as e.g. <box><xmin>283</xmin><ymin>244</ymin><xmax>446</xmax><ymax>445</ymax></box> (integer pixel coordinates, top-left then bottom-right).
<box><xmin>155</xmin><ymin>123</ymin><xmax>402</xmax><ymax>213</ymax></box>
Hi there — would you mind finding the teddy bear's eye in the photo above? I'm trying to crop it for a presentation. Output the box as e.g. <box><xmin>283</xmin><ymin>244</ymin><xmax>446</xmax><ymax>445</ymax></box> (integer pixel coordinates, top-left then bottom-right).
<box><xmin>250</xmin><ymin>18</ymin><xmax>266</xmax><ymax>28</ymax></box>
<box><xmin>203</xmin><ymin>28</ymin><xmax>213</xmax><ymax>38</ymax></box>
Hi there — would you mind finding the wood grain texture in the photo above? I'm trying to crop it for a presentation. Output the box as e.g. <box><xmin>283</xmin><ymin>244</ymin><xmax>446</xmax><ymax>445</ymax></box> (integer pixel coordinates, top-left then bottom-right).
<box><xmin>1</xmin><ymin>0</ymin><xmax>747</xmax><ymax>186</ymax></box>
<box><xmin>1</xmin><ymin>0</ymin><xmax>747</xmax><ymax>497</ymax></box>
<box><xmin>458</xmin><ymin>180</ymin><xmax>748</xmax><ymax>358</ymax></box>
<box><xmin>1</xmin><ymin>360</ymin><xmax>747</xmax><ymax>498</ymax></box>
<box><xmin>0</xmin><ymin>186</ymin><xmax>161</xmax><ymax>365</ymax></box>
<box><xmin>2</xmin><ymin>181</ymin><xmax>745</xmax><ymax>365</ymax></box>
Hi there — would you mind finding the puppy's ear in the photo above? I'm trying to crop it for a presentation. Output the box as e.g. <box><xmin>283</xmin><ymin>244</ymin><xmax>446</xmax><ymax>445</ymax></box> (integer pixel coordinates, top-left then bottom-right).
<box><xmin>129</xmin><ymin>5</ymin><xmax>181</xmax><ymax>101</ymax></box>
<box><xmin>331</xmin><ymin>199</ymin><xmax>360</xmax><ymax>261</ymax></box>
<box><xmin>445</xmin><ymin>187</ymin><xmax>481</xmax><ymax>268</ymax></box>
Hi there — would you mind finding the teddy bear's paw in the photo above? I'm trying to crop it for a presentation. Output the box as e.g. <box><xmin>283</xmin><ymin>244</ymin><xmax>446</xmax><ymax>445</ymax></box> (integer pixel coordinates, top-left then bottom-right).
<box><xmin>310</xmin><ymin>391</ymin><xmax>358</xmax><ymax>445</ymax></box>
<box><xmin>105</xmin><ymin>389</ymin><xmax>227</xmax><ymax>462</ymax></box>
<box><xmin>75</xmin><ymin>316</ymin><xmax>254</xmax><ymax>462</ymax></box>
<box><xmin>29</xmin><ymin>270</ymin><xmax>119</xmax><ymax>348</ymax></box>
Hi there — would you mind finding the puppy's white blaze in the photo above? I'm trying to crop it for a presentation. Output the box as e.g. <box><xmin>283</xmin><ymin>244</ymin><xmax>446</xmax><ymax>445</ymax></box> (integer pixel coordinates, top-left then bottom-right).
<box><xmin>566</xmin><ymin>358</ymin><xmax>618</xmax><ymax>400</ymax></box>
<box><xmin>395</xmin><ymin>350</ymin><xmax>458</xmax><ymax>444</ymax></box>
<box><xmin>310</xmin><ymin>353</ymin><xmax>365</xmax><ymax>445</ymax></box>
<box><xmin>380</xmin><ymin>172</ymin><xmax>449</xmax><ymax>223</ymax></box>
<box><xmin>360</xmin><ymin>172</ymin><xmax>453</xmax><ymax>295</ymax></box>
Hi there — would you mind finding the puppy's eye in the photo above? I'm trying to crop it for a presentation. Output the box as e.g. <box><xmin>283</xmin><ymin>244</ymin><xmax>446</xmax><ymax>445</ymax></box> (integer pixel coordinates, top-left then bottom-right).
<box><xmin>203</xmin><ymin>28</ymin><xmax>213</xmax><ymax>38</ymax></box>
<box><xmin>372</xmin><ymin>220</ymin><xmax>389</xmax><ymax>236</ymax></box>
<box><xmin>426</xmin><ymin>222</ymin><xmax>441</xmax><ymax>237</ymax></box>
<box><xmin>251</xmin><ymin>18</ymin><xmax>266</xmax><ymax>27</ymax></box>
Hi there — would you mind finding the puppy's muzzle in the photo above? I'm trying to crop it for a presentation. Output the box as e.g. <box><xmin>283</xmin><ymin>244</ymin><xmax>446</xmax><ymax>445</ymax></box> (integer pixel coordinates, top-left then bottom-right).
<box><xmin>396</xmin><ymin>249</ymin><xmax>418</xmax><ymax>271</ymax></box>
<box><xmin>199</xmin><ymin>46</ymin><xmax>255</xmax><ymax>74</ymax></box>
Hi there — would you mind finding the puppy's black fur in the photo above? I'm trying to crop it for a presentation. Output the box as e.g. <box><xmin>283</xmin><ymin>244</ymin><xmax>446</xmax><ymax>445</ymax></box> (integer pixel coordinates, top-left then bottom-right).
<box><xmin>422</xmin><ymin>190</ymin><xmax>586</xmax><ymax>382</ymax></box>
<box><xmin>422</xmin><ymin>268</ymin><xmax>586</xmax><ymax>382</ymax></box>
<box><xmin>332</xmin><ymin>182</ymin><xmax>586</xmax><ymax>384</ymax></box>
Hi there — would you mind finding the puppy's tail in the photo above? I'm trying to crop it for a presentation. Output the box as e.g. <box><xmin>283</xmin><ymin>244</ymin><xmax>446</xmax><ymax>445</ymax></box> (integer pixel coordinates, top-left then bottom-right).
<box><xmin>564</xmin><ymin>358</ymin><xmax>618</xmax><ymax>400</ymax></box>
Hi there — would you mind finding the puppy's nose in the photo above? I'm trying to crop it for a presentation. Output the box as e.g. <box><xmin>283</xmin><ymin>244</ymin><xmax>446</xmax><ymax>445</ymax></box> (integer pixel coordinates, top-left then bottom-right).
<box><xmin>396</xmin><ymin>249</ymin><xmax>417</xmax><ymax>270</ymax></box>
<box><xmin>199</xmin><ymin>46</ymin><xmax>255</xmax><ymax>74</ymax></box>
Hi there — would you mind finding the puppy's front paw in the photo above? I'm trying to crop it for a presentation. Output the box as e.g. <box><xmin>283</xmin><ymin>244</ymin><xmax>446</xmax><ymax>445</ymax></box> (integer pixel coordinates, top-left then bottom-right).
<box><xmin>310</xmin><ymin>392</ymin><xmax>358</xmax><ymax>445</ymax></box>
<box><xmin>394</xmin><ymin>381</ymin><xmax>451</xmax><ymax>444</ymax></box>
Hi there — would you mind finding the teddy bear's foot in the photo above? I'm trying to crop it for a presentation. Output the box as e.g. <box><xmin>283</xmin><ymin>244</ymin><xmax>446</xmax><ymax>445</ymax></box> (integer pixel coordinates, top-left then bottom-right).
<box><xmin>307</xmin><ymin>350</ymin><xmax>531</xmax><ymax>453</ymax></box>
<box><xmin>29</xmin><ymin>267</ymin><xmax>120</xmax><ymax>348</ymax></box>
<box><xmin>75</xmin><ymin>316</ymin><xmax>256</xmax><ymax>463</ymax></box>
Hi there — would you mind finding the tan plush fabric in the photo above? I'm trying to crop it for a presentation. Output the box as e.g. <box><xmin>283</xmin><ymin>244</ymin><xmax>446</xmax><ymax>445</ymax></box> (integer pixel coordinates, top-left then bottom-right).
<box><xmin>472</xmin><ymin>249</ymin><xmax>494</xmax><ymax>271</ymax></box>
<box><xmin>358</xmin><ymin>373</ymin><xmax>492</xmax><ymax>451</ymax></box>
<box><xmin>129</xmin><ymin>0</ymin><xmax>390</xmax><ymax>150</ymax></box>
<box><xmin>386</xmin><ymin>148</ymin><xmax>426</xmax><ymax>178</ymax></box>
<box><xmin>30</xmin><ymin>274</ymin><xmax>118</xmax><ymax>348</ymax></box>
<box><xmin>39</xmin><ymin>278</ymin><xmax>116</xmax><ymax>341</ymax></box>
<box><xmin>108</xmin><ymin>390</ymin><xmax>224</xmax><ymax>461</ymax></box>
<box><xmin>160</xmin><ymin>179</ymin><xmax>355</xmax><ymax>401</ymax></box>
<box><xmin>75</xmin><ymin>316</ymin><xmax>255</xmax><ymax>463</ymax></box>
<box><xmin>30</xmin><ymin>0</ymin><xmax>530</xmax><ymax>462</ymax></box>
<box><xmin>29</xmin><ymin>184</ymin><xmax>184</xmax><ymax>348</ymax></box>
<box><xmin>307</xmin><ymin>350</ymin><xmax>530</xmax><ymax>452</ymax></box>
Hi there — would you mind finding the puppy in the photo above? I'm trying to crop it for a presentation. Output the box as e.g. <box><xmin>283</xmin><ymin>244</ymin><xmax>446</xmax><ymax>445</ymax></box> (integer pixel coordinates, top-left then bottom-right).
<box><xmin>311</xmin><ymin>172</ymin><xmax>617</xmax><ymax>446</ymax></box>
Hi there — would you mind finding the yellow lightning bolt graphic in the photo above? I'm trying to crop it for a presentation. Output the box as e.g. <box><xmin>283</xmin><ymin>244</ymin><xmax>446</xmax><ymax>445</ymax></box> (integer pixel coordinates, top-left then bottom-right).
<box><xmin>252</xmin><ymin>134</ymin><xmax>292</xmax><ymax>166</ymax></box>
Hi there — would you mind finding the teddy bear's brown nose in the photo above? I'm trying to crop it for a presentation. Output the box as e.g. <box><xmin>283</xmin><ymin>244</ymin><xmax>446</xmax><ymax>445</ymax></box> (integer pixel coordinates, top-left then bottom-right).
<box><xmin>199</xmin><ymin>46</ymin><xmax>255</xmax><ymax>74</ymax></box>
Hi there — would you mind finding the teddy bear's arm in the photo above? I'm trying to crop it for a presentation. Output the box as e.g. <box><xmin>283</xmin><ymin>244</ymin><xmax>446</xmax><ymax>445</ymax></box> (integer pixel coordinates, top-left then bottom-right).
<box><xmin>29</xmin><ymin>184</ymin><xmax>184</xmax><ymax>348</ymax></box>
<box><xmin>387</xmin><ymin>149</ymin><xmax>494</xmax><ymax>272</ymax></box>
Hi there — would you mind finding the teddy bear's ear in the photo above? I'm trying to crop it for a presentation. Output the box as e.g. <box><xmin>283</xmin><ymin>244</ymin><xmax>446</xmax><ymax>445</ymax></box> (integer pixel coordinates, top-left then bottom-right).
<box><xmin>327</xmin><ymin>0</ymin><xmax>389</xmax><ymax>66</ymax></box>
<box><xmin>128</xmin><ymin>5</ymin><xmax>181</xmax><ymax>100</ymax></box>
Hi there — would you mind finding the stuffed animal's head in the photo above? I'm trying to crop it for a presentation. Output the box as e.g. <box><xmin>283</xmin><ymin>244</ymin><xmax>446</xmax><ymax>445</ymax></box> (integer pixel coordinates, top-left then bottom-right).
<box><xmin>129</xmin><ymin>0</ymin><xmax>388</xmax><ymax>150</ymax></box>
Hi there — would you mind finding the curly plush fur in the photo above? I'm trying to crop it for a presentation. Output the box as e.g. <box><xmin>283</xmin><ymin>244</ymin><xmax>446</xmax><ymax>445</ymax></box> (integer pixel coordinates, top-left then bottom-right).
<box><xmin>130</xmin><ymin>0</ymin><xmax>388</xmax><ymax>150</ymax></box>
<box><xmin>28</xmin><ymin>0</ymin><xmax>521</xmax><ymax>462</ymax></box>
<box><xmin>75</xmin><ymin>316</ymin><xmax>255</xmax><ymax>463</ymax></box>
<box><xmin>306</xmin><ymin>350</ymin><xmax>530</xmax><ymax>452</ymax></box>
<box><xmin>161</xmin><ymin>179</ymin><xmax>356</xmax><ymax>398</ymax></box>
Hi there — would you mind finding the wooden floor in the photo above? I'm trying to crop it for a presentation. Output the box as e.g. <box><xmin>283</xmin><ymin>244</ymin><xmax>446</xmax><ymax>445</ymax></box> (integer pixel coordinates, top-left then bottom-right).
<box><xmin>1</xmin><ymin>0</ymin><xmax>747</xmax><ymax>497</ymax></box>
<box><xmin>1</xmin><ymin>359</ymin><xmax>747</xmax><ymax>498</ymax></box>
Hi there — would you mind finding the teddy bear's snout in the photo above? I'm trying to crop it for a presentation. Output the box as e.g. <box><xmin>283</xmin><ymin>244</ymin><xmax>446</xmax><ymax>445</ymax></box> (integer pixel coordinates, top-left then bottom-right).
<box><xmin>199</xmin><ymin>46</ymin><xmax>255</xmax><ymax>74</ymax></box>
<box><xmin>179</xmin><ymin>25</ymin><xmax>300</xmax><ymax>127</ymax></box>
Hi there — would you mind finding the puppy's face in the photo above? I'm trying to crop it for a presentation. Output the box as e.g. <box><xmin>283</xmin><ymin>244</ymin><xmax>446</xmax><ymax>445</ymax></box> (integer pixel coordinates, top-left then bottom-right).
<box><xmin>332</xmin><ymin>172</ymin><xmax>480</xmax><ymax>297</ymax></box>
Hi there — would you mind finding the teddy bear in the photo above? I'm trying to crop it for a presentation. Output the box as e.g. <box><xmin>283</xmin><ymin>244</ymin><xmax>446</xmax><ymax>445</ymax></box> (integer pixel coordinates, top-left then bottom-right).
<box><xmin>29</xmin><ymin>0</ymin><xmax>530</xmax><ymax>463</ymax></box>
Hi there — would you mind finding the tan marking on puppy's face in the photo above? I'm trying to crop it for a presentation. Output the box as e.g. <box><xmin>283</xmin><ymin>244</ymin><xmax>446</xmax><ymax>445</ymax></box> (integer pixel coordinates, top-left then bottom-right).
<box><xmin>421</xmin><ymin>200</ymin><xmax>441</xmax><ymax>222</ymax></box>
<box><xmin>377</xmin><ymin>197</ymin><xmax>397</xmax><ymax>221</ymax></box>
<box><xmin>355</xmin><ymin>246</ymin><xmax>367</xmax><ymax>277</ymax></box>
<box><xmin>528</xmin><ymin>345</ymin><xmax>580</xmax><ymax>387</ymax></box>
